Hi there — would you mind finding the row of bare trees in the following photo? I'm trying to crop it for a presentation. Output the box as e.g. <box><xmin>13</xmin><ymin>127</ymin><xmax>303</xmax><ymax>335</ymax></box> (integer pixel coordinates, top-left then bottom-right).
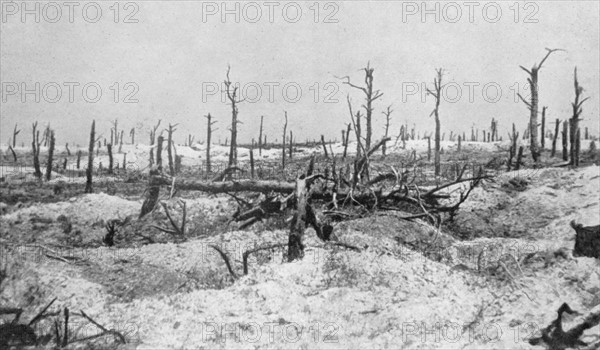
<box><xmin>518</xmin><ymin>48</ymin><xmax>591</xmax><ymax>166</ymax></box>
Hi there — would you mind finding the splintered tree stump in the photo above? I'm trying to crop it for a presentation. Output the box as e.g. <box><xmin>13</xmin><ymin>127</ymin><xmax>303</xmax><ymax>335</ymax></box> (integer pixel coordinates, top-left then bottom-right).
<box><xmin>139</xmin><ymin>168</ymin><xmax>161</xmax><ymax>218</ymax></box>
<box><xmin>288</xmin><ymin>178</ymin><xmax>307</xmax><ymax>262</ymax></box>
<box><xmin>571</xmin><ymin>221</ymin><xmax>600</xmax><ymax>258</ymax></box>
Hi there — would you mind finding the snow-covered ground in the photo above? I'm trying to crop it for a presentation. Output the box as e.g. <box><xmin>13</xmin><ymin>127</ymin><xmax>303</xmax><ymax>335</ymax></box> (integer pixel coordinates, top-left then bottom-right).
<box><xmin>1</xmin><ymin>162</ymin><xmax>598</xmax><ymax>349</ymax></box>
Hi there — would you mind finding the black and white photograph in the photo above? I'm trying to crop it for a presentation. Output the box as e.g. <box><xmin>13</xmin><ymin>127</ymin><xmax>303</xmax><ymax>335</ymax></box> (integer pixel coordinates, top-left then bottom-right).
<box><xmin>1</xmin><ymin>1</ymin><xmax>599</xmax><ymax>349</ymax></box>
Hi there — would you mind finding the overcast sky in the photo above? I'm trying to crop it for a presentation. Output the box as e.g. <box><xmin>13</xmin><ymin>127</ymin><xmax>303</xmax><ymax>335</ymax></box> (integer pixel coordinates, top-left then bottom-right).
<box><xmin>1</xmin><ymin>1</ymin><xmax>598</xmax><ymax>146</ymax></box>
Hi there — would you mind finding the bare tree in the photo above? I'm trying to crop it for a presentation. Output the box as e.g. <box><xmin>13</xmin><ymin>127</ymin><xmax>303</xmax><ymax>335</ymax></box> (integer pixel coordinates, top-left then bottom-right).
<box><xmin>382</xmin><ymin>105</ymin><xmax>393</xmax><ymax>156</ymax></box>
<box><xmin>167</xmin><ymin>123</ymin><xmax>178</xmax><ymax>175</ymax></box>
<box><xmin>45</xmin><ymin>130</ymin><xmax>55</xmax><ymax>181</ymax></box>
<box><xmin>224</xmin><ymin>66</ymin><xmax>244</xmax><ymax>167</ymax></box>
<box><xmin>205</xmin><ymin>113</ymin><xmax>217</xmax><ymax>176</ymax></box>
<box><xmin>541</xmin><ymin>107</ymin><xmax>547</xmax><ymax>149</ymax></box>
<box><xmin>282</xmin><ymin>111</ymin><xmax>288</xmax><ymax>169</ymax></box>
<box><xmin>258</xmin><ymin>115</ymin><xmax>264</xmax><ymax>156</ymax></box>
<box><xmin>570</xmin><ymin>67</ymin><xmax>589</xmax><ymax>167</ymax></box>
<box><xmin>551</xmin><ymin>119</ymin><xmax>560</xmax><ymax>157</ymax></box>
<box><xmin>517</xmin><ymin>48</ymin><xmax>563</xmax><ymax>162</ymax></box>
<box><xmin>340</xmin><ymin>62</ymin><xmax>383</xmax><ymax>150</ymax></box>
<box><xmin>85</xmin><ymin>120</ymin><xmax>96</xmax><ymax>193</ymax></box>
<box><xmin>149</xmin><ymin>120</ymin><xmax>161</xmax><ymax>166</ymax></box>
<box><xmin>342</xmin><ymin>123</ymin><xmax>351</xmax><ymax>159</ymax></box>
<box><xmin>31</xmin><ymin>122</ymin><xmax>42</xmax><ymax>178</ymax></box>
<box><xmin>12</xmin><ymin>124</ymin><xmax>21</xmax><ymax>148</ymax></box>
<box><xmin>426</xmin><ymin>68</ymin><xmax>443</xmax><ymax>176</ymax></box>
<box><xmin>107</xmin><ymin>143</ymin><xmax>114</xmax><ymax>174</ymax></box>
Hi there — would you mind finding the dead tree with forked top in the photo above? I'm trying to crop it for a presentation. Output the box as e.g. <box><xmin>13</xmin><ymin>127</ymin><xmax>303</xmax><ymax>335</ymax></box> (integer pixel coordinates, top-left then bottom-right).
<box><xmin>224</xmin><ymin>66</ymin><xmax>244</xmax><ymax>168</ymax></box>
<box><xmin>149</xmin><ymin>120</ymin><xmax>161</xmax><ymax>167</ymax></box>
<box><xmin>340</xmin><ymin>62</ymin><xmax>383</xmax><ymax>151</ymax></box>
<box><xmin>382</xmin><ymin>105</ymin><xmax>393</xmax><ymax>157</ymax></box>
<box><xmin>517</xmin><ymin>48</ymin><xmax>563</xmax><ymax>162</ymax></box>
<box><xmin>426</xmin><ymin>68</ymin><xmax>443</xmax><ymax>176</ymax></box>
<box><xmin>569</xmin><ymin>68</ymin><xmax>589</xmax><ymax>167</ymax></box>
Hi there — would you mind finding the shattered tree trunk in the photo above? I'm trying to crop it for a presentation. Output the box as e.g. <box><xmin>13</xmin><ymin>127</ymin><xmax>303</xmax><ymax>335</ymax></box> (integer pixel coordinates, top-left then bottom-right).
<box><xmin>518</xmin><ymin>48</ymin><xmax>562</xmax><ymax>162</ymax></box>
<box><xmin>551</xmin><ymin>119</ymin><xmax>560</xmax><ymax>157</ymax></box>
<box><xmin>205</xmin><ymin>114</ymin><xmax>215</xmax><ymax>176</ymax></box>
<box><xmin>139</xmin><ymin>168</ymin><xmax>161</xmax><ymax>218</ymax></box>
<box><xmin>32</xmin><ymin>122</ymin><xmax>42</xmax><ymax>179</ymax></box>
<box><xmin>258</xmin><ymin>115</ymin><xmax>264</xmax><ymax>156</ymax></box>
<box><xmin>156</xmin><ymin>136</ymin><xmax>164</xmax><ymax>172</ymax></box>
<box><xmin>282</xmin><ymin>112</ymin><xmax>287</xmax><ymax>169</ymax></box>
<box><xmin>85</xmin><ymin>121</ymin><xmax>95</xmax><ymax>193</ymax></box>
<box><xmin>45</xmin><ymin>130</ymin><xmax>55</xmax><ymax>181</ymax></box>
<box><xmin>541</xmin><ymin>107</ymin><xmax>546</xmax><ymax>150</ymax></box>
<box><xmin>427</xmin><ymin>68</ymin><xmax>443</xmax><ymax>176</ymax></box>
<box><xmin>571</xmin><ymin>221</ymin><xmax>600</xmax><ymax>258</ymax></box>
<box><xmin>321</xmin><ymin>135</ymin><xmax>329</xmax><ymax>158</ymax></box>
<box><xmin>342</xmin><ymin>123</ymin><xmax>351</xmax><ymax>159</ymax></box>
<box><xmin>570</xmin><ymin>68</ymin><xmax>588</xmax><ymax>167</ymax></box>
<box><xmin>562</xmin><ymin>121</ymin><xmax>569</xmax><ymax>161</ymax></box>
<box><xmin>289</xmin><ymin>130</ymin><xmax>293</xmax><ymax>159</ymax></box>
<box><xmin>382</xmin><ymin>105</ymin><xmax>392</xmax><ymax>157</ymax></box>
<box><xmin>288</xmin><ymin>178</ymin><xmax>307</xmax><ymax>262</ymax></box>
<box><xmin>107</xmin><ymin>144</ymin><xmax>113</xmax><ymax>174</ymax></box>
<box><xmin>225</xmin><ymin>66</ymin><xmax>241</xmax><ymax>168</ymax></box>
<box><xmin>167</xmin><ymin>124</ymin><xmax>177</xmax><ymax>176</ymax></box>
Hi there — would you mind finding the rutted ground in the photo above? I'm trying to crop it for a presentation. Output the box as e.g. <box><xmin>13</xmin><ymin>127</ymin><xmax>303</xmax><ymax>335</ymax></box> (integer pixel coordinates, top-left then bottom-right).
<box><xmin>1</xmin><ymin>162</ymin><xmax>599</xmax><ymax>349</ymax></box>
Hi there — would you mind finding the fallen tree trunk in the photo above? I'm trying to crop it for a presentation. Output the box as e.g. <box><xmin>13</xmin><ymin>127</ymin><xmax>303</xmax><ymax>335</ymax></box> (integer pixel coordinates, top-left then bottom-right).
<box><xmin>151</xmin><ymin>175</ymin><xmax>296</xmax><ymax>194</ymax></box>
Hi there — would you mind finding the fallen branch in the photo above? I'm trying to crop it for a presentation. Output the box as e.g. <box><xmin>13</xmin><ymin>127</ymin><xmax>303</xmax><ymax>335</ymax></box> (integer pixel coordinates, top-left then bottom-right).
<box><xmin>210</xmin><ymin>245</ymin><xmax>238</xmax><ymax>280</ymax></box>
